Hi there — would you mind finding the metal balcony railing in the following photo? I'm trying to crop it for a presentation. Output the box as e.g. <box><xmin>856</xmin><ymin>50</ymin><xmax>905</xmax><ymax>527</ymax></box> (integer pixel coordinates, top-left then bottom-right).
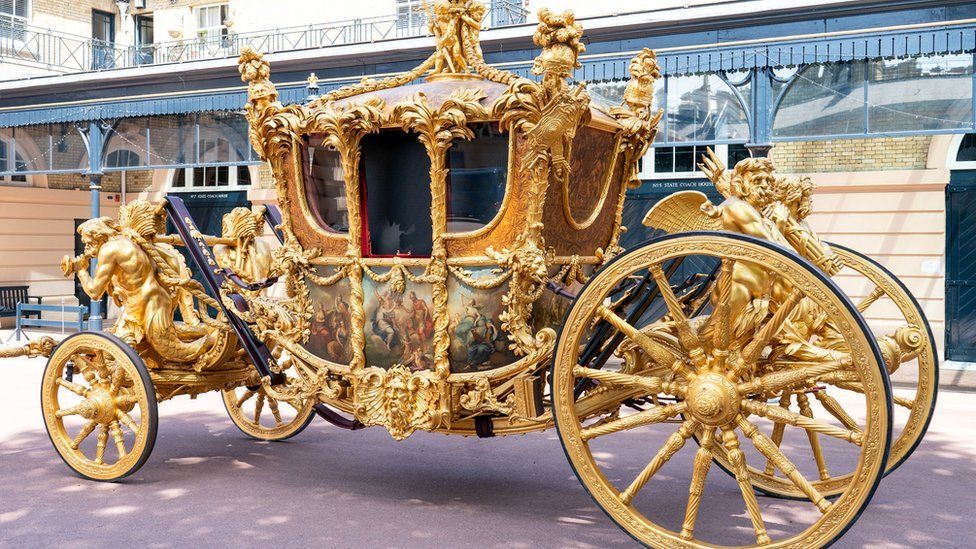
<box><xmin>0</xmin><ymin>0</ymin><xmax>528</xmax><ymax>77</ymax></box>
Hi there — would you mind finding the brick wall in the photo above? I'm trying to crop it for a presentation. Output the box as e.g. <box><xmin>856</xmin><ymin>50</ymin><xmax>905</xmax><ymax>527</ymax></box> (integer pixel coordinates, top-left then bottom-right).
<box><xmin>771</xmin><ymin>136</ymin><xmax>931</xmax><ymax>173</ymax></box>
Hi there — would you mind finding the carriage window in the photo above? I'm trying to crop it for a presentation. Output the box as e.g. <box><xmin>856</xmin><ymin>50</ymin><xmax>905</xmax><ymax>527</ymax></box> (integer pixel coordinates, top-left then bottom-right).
<box><xmin>361</xmin><ymin>130</ymin><xmax>432</xmax><ymax>256</ymax></box>
<box><xmin>446</xmin><ymin>123</ymin><xmax>508</xmax><ymax>233</ymax></box>
<box><xmin>305</xmin><ymin>136</ymin><xmax>349</xmax><ymax>233</ymax></box>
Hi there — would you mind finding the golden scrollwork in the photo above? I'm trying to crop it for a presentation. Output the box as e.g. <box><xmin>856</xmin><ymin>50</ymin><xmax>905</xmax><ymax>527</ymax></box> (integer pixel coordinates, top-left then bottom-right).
<box><xmin>0</xmin><ymin>336</ymin><xmax>56</xmax><ymax>359</ymax></box>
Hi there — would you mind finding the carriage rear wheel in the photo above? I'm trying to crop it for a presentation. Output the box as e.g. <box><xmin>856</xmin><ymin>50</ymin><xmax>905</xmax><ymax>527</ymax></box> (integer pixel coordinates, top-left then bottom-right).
<box><xmin>709</xmin><ymin>242</ymin><xmax>938</xmax><ymax>501</ymax></box>
<box><xmin>551</xmin><ymin>233</ymin><xmax>891</xmax><ymax>548</ymax></box>
<box><xmin>222</xmin><ymin>385</ymin><xmax>315</xmax><ymax>441</ymax></box>
<box><xmin>41</xmin><ymin>332</ymin><xmax>158</xmax><ymax>482</ymax></box>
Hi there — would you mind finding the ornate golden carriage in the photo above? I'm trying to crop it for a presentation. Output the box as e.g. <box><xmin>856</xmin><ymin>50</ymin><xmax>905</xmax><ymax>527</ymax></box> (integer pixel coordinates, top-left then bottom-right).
<box><xmin>1</xmin><ymin>3</ymin><xmax>938</xmax><ymax>547</ymax></box>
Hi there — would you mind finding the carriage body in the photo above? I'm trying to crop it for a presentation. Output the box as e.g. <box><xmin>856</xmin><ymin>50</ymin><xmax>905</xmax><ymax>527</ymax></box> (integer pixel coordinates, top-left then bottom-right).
<box><xmin>2</xmin><ymin>3</ymin><xmax>940</xmax><ymax>546</ymax></box>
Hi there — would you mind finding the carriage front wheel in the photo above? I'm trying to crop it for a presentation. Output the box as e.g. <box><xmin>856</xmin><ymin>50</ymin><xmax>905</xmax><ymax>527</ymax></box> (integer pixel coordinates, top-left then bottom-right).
<box><xmin>41</xmin><ymin>332</ymin><xmax>158</xmax><ymax>482</ymax></box>
<box><xmin>551</xmin><ymin>232</ymin><xmax>892</xmax><ymax>548</ymax></box>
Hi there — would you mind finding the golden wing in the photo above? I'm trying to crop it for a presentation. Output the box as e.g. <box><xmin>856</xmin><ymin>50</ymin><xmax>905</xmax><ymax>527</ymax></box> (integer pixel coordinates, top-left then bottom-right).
<box><xmin>642</xmin><ymin>190</ymin><xmax>722</xmax><ymax>233</ymax></box>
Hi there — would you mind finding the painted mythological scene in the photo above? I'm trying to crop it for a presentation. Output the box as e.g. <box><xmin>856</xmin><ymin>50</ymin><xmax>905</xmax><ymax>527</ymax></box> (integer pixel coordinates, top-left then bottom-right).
<box><xmin>303</xmin><ymin>272</ymin><xmax>353</xmax><ymax>364</ymax></box>
<box><xmin>447</xmin><ymin>269</ymin><xmax>517</xmax><ymax>373</ymax></box>
<box><xmin>363</xmin><ymin>271</ymin><xmax>436</xmax><ymax>370</ymax></box>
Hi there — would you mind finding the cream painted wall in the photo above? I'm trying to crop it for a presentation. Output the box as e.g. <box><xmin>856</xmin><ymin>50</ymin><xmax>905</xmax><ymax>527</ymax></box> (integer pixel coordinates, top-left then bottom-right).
<box><xmin>0</xmin><ymin>186</ymin><xmax>121</xmax><ymax>326</ymax></box>
<box><xmin>794</xmin><ymin>169</ymin><xmax>948</xmax><ymax>358</ymax></box>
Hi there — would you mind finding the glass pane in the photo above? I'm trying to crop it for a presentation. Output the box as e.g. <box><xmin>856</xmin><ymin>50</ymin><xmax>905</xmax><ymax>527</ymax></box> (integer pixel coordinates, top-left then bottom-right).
<box><xmin>673</xmin><ymin>145</ymin><xmax>695</xmax><ymax>172</ymax></box>
<box><xmin>589</xmin><ymin>78</ymin><xmax>664</xmax><ymax>113</ymax></box>
<box><xmin>773</xmin><ymin>61</ymin><xmax>866</xmax><ymax>138</ymax></box>
<box><xmin>727</xmin><ymin>143</ymin><xmax>751</xmax><ymax>165</ymax></box>
<box><xmin>361</xmin><ymin>130</ymin><xmax>432</xmax><ymax>257</ymax></box>
<box><xmin>237</xmin><ymin>165</ymin><xmax>251</xmax><ymax>185</ymax></box>
<box><xmin>172</xmin><ymin>169</ymin><xmax>186</xmax><ymax>188</ymax></box>
<box><xmin>868</xmin><ymin>54</ymin><xmax>974</xmax><ymax>133</ymax></box>
<box><xmin>446</xmin><ymin>123</ymin><xmax>507</xmax><ymax>233</ymax></box>
<box><xmin>14</xmin><ymin>124</ymin><xmax>52</xmax><ymax>172</ymax></box>
<box><xmin>304</xmin><ymin>136</ymin><xmax>349</xmax><ymax>233</ymax></box>
<box><xmin>49</xmin><ymin>124</ymin><xmax>87</xmax><ymax>173</ymax></box>
<box><xmin>104</xmin><ymin>118</ymin><xmax>146</xmax><ymax>169</ymax></box>
<box><xmin>198</xmin><ymin>112</ymin><xmax>250</xmax><ymax>163</ymax></box>
<box><xmin>654</xmin><ymin>146</ymin><xmax>673</xmax><ymax>172</ymax></box>
<box><xmin>148</xmin><ymin>114</ymin><xmax>193</xmax><ymax>167</ymax></box>
<box><xmin>667</xmin><ymin>74</ymin><xmax>749</xmax><ymax>142</ymax></box>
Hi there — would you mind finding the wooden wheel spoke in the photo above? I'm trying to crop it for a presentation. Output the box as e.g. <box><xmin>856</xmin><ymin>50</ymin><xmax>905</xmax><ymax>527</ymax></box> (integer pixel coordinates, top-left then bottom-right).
<box><xmin>680</xmin><ymin>429</ymin><xmax>714</xmax><ymax>540</ymax></box>
<box><xmin>56</xmin><ymin>377</ymin><xmax>89</xmax><ymax>397</ymax></box>
<box><xmin>268</xmin><ymin>397</ymin><xmax>284</xmax><ymax>426</ymax></box>
<box><xmin>764</xmin><ymin>393</ymin><xmax>792</xmax><ymax>476</ymax></box>
<box><xmin>738</xmin><ymin>359</ymin><xmax>850</xmax><ymax>396</ymax></box>
<box><xmin>94</xmin><ymin>425</ymin><xmax>109</xmax><ymax>465</ymax></box>
<box><xmin>573</xmin><ymin>366</ymin><xmax>682</xmax><ymax>396</ymax></box>
<box><xmin>70</xmin><ymin>420</ymin><xmax>99</xmax><ymax>450</ymax></box>
<box><xmin>594</xmin><ymin>304</ymin><xmax>692</xmax><ymax>379</ymax></box>
<box><xmin>720</xmin><ymin>428</ymin><xmax>771</xmax><ymax>545</ymax></box>
<box><xmin>737</xmin><ymin>416</ymin><xmax>831</xmax><ymax>513</ymax></box>
<box><xmin>253</xmin><ymin>393</ymin><xmax>265</xmax><ymax>425</ymax></box>
<box><xmin>109</xmin><ymin>367</ymin><xmax>126</xmax><ymax>395</ymax></box>
<box><xmin>650</xmin><ymin>264</ymin><xmax>707</xmax><ymax>370</ymax></box>
<box><xmin>115</xmin><ymin>410</ymin><xmax>139</xmax><ymax>434</ymax></box>
<box><xmin>796</xmin><ymin>393</ymin><xmax>830</xmax><ymax>480</ymax></box>
<box><xmin>580</xmin><ymin>402</ymin><xmax>686</xmax><ymax>441</ymax></box>
<box><xmin>742</xmin><ymin>400</ymin><xmax>862</xmax><ymax>446</ymax></box>
<box><xmin>109</xmin><ymin>421</ymin><xmax>127</xmax><ymax>459</ymax></box>
<box><xmin>893</xmin><ymin>395</ymin><xmax>916</xmax><ymax>409</ymax></box>
<box><xmin>710</xmin><ymin>259</ymin><xmax>735</xmax><ymax>369</ymax></box>
<box><xmin>741</xmin><ymin>288</ymin><xmax>805</xmax><ymax>365</ymax></box>
<box><xmin>856</xmin><ymin>286</ymin><xmax>885</xmax><ymax>314</ymax></box>
<box><xmin>56</xmin><ymin>401</ymin><xmax>93</xmax><ymax>418</ymax></box>
<box><xmin>814</xmin><ymin>390</ymin><xmax>861</xmax><ymax>432</ymax></box>
<box><xmin>236</xmin><ymin>389</ymin><xmax>257</xmax><ymax>408</ymax></box>
<box><xmin>619</xmin><ymin>420</ymin><xmax>699</xmax><ymax>505</ymax></box>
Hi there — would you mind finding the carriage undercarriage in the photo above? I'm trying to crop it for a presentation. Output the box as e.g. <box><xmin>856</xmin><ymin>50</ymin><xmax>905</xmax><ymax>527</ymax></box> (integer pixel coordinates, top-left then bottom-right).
<box><xmin>0</xmin><ymin>2</ymin><xmax>938</xmax><ymax>547</ymax></box>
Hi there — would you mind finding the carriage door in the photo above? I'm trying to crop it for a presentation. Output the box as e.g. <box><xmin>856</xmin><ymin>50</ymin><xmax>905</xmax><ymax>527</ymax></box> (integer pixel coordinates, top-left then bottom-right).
<box><xmin>946</xmin><ymin>169</ymin><xmax>976</xmax><ymax>361</ymax></box>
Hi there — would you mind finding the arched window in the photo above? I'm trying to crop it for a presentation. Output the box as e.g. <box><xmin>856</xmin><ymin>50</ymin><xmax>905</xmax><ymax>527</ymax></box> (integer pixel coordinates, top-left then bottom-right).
<box><xmin>955</xmin><ymin>133</ymin><xmax>976</xmax><ymax>163</ymax></box>
<box><xmin>105</xmin><ymin>149</ymin><xmax>142</xmax><ymax>168</ymax></box>
<box><xmin>0</xmin><ymin>139</ymin><xmax>29</xmax><ymax>186</ymax></box>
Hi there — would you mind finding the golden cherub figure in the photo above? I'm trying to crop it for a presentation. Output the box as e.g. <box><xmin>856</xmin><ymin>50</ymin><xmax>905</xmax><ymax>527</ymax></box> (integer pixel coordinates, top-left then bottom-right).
<box><xmin>214</xmin><ymin>206</ymin><xmax>274</xmax><ymax>286</ymax></box>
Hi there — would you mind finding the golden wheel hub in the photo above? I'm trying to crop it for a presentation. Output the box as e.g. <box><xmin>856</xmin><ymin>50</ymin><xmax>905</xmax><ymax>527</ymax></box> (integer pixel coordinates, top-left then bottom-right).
<box><xmin>685</xmin><ymin>372</ymin><xmax>739</xmax><ymax>427</ymax></box>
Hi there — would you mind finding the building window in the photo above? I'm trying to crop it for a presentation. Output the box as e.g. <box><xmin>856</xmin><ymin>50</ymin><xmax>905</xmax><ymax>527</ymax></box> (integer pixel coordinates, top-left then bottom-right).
<box><xmin>134</xmin><ymin>14</ymin><xmax>154</xmax><ymax>65</ymax></box>
<box><xmin>0</xmin><ymin>140</ymin><xmax>29</xmax><ymax>186</ymax></box>
<box><xmin>642</xmin><ymin>143</ymin><xmax>750</xmax><ymax>180</ymax></box>
<box><xmin>171</xmin><ymin>165</ymin><xmax>251</xmax><ymax>191</ymax></box>
<box><xmin>105</xmin><ymin>149</ymin><xmax>141</xmax><ymax>168</ymax></box>
<box><xmin>395</xmin><ymin>0</ymin><xmax>425</xmax><ymax>33</ymax></box>
<box><xmin>195</xmin><ymin>4</ymin><xmax>228</xmax><ymax>40</ymax></box>
<box><xmin>0</xmin><ymin>0</ymin><xmax>29</xmax><ymax>20</ymax></box>
<box><xmin>956</xmin><ymin>133</ymin><xmax>976</xmax><ymax>163</ymax></box>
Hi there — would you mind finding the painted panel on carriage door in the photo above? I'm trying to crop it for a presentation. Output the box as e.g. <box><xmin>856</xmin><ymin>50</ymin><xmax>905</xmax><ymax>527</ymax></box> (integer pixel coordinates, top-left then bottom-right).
<box><xmin>363</xmin><ymin>271</ymin><xmax>435</xmax><ymax>370</ymax></box>
<box><xmin>946</xmin><ymin>170</ymin><xmax>976</xmax><ymax>361</ymax></box>
<box><xmin>304</xmin><ymin>273</ymin><xmax>353</xmax><ymax>365</ymax></box>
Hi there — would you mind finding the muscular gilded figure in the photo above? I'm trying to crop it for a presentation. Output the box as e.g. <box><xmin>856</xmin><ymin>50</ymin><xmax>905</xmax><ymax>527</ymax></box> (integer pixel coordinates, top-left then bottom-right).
<box><xmin>62</xmin><ymin>201</ymin><xmax>216</xmax><ymax>364</ymax></box>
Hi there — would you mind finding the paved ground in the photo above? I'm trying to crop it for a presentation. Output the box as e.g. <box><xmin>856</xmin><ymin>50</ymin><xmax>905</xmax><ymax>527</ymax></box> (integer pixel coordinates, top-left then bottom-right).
<box><xmin>1</xmin><ymin>332</ymin><xmax>975</xmax><ymax>548</ymax></box>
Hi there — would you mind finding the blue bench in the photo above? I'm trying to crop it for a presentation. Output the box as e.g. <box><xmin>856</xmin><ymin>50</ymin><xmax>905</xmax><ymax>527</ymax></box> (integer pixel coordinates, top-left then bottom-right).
<box><xmin>8</xmin><ymin>303</ymin><xmax>88</xmax><ymax>342</ymax></box>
